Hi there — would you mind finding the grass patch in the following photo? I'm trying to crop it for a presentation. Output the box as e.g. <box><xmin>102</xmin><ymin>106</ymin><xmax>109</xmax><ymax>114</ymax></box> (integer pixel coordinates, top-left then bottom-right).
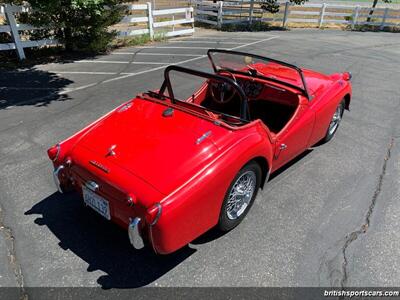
<box><xmin>112</xmin><ymin>33</ymin><xmax>167</xmax><ymax>47</ymax></box>
<box><xmin>221</xmin><ymin>21</ymin><xmax>286</xmax><ymax>31</ymax></box>
<box><xmin>195</xmin><ymin>20</ymin><xmax>286</xmax><ymax>31</ymax></box>
<box><xmin>349</xmin><ymin>24</ymin><xmax>400</xmax><ymax>32</ymax></box>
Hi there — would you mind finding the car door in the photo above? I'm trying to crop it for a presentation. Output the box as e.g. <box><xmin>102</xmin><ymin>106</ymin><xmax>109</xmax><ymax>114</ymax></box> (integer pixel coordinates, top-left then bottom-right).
<box><xmin>271</xmin><ymin>98</ymin><xmax>315</xmax><ymax>172</ymax></box>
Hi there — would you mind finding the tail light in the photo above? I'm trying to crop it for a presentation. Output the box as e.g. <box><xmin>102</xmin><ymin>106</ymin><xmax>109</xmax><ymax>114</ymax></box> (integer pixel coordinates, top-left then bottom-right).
<box><xmin>343</xmin><ymin>72</ymin><xmax>352</xmax><ymax>81</ymax></box>
<box><xmin>48</xmin><ymin>144</ymin><xmax>60</xmax><ymax>162</ymax></box>
<box><xmin>145</xmin><ymin>203</ymin><xmax>162</xmax><ymax>226</ymax></box>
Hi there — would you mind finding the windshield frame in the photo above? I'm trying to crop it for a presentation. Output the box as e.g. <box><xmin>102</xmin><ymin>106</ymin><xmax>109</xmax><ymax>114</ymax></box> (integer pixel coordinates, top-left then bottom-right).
<box><xmin>159</xmin><ymin>65</ymin><xmax>251</xmax><ymax>121</ymax></box>
<box><xmin>207</xmin><ymin>49</ymin><xmax>310</xmax><ymax>100</ymax></box>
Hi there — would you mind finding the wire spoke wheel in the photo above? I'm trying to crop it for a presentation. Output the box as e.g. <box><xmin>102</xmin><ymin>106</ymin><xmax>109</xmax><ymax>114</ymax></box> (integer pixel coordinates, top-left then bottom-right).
<box><xmin>226</xmin><ymin>170</ymin><xmax>257</xmax><ymax>220</ymax></box>
<box><xmin>218</xmin><ymin>161</ymin><xmax>262</xmax><ymax>232</ymax></box>
<box><xmin>322</xmin><ymin>99</ymin><xmax>345</xmax><ymax>143</ymax></box>
<box><xmin>328</xmin><ymin>105</ymin><xmax>343</xmax><ymax>135</ymax></box>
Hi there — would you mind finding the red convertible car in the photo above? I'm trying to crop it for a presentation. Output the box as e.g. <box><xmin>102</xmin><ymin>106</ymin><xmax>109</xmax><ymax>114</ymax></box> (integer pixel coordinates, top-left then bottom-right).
<box><xmin>48</xmin><ymin>50</ymin><xmax>352</xmax><ymax>254</ymax></box>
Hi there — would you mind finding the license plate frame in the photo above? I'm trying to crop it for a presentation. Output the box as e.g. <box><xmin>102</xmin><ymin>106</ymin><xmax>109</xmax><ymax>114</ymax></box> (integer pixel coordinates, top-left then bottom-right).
<box><xmin>82</xmin><ymin>186</ymin><xmax>111</xmax><ymax>220</ymax></box>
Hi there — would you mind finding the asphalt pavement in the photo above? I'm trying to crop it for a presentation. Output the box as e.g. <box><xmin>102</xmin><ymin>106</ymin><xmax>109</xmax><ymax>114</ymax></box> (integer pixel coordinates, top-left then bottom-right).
<box><xmin>0</xmin><ymin>28</ymin><xmax>399</xmax><ymax>293</ymax></box>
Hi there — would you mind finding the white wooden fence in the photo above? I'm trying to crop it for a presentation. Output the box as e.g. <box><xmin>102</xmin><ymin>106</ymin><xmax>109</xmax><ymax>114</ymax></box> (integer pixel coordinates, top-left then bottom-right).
<box><xmin>0</xmin><ymin>2</ymin><xmax>194</xmax><ymax>60</ymax></box>
<box><xmin>193</xmin><ymin>0</ymin><xmax>400</xmax><ymax>30</ymax></box>
<box><xmin>0</xmin><ymin>4</ymin><xmax>58</xmax><ymax>60</ymax></box>
<box><xmin>118</xmin><ymin>2</ymin><xmax>194</xmax><ymax>38</ymax></box>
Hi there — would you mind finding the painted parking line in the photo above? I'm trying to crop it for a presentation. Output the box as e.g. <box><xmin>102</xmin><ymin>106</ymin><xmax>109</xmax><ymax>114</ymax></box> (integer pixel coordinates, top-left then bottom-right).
<box><xmin>101</xmin><ymin>55</ymin><xmax>206</xmax><ymax>84</ymax></box>
<box><xmin>29</xmin><ymin>35</ymin><xmax>279</xmax><ymax>97</ymax></box>
<box><xmin>112</xmin><ymin>52</ymin><xmax>203</xmax><ymax>57</ymax></box>
<box><xmin>134</xmin><ymin>46</ymin><xmax>230</xmax><ymax>50</ymax></box>
<box><xmin>232</xmin><ymin>37</ymin><xmax>280</xmax><ymax>50</ymax></box>
<box><xmin>102</xmin><ymin>36</ymin><xmax>279</xmax><ymax>84</ymax></box>
<box><xmin>167</xmin><ymin>40</ymin><xmax>246</xmax><ymax>45</ymax></box>
<box><xmin>55</xmin><ymin>71</ymin><xmax>135</xmax><ymax>75</ymax></box>
<box><xmin>77</xmin><ymin>60</ymin><xmax>168</xmax><ymax>65</ymax></box>
<box><xmin>172</xmin><ymin>36</ymin><xmax>274</xmax><ymax>41</ymax></box>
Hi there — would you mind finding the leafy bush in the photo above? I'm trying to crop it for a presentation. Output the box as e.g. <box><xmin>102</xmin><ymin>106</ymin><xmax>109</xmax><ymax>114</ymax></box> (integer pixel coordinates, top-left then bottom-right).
<box><xmin>23</xmin><ymin>0</ymin><xmax>126</xmax><ymax>53</ymax></box>
<box><xmin>221</xmin><ymin>22</ymin><xmax>285</xmax><ymax>32</ymax></box>
<box><xmin>260</xmin><ymin>0</ymin><xmax>308</xmax><ymax>14</ymax></box>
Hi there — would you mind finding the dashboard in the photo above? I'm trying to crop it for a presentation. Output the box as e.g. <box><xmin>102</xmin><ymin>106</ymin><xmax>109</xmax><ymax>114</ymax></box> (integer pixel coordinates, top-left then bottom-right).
<box><xmin>236</xmin><ymin>79</ymin><xmax>264</xmax><ymax>99</ymax></box>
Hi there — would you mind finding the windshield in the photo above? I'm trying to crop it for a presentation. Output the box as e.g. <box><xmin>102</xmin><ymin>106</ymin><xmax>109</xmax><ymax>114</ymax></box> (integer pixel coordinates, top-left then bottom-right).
<box><xmin>207</xmin><ymin>49</ymin><xmax>309</xmax><ymax>98</ymax></box>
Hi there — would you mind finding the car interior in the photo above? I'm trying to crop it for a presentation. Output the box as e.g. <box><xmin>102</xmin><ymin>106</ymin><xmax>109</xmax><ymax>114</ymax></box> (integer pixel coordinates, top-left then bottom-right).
<box><xmin>157</xmin><ymin>61</ymin><xmax>303</xmax><ymax>135</ymax></box>
<box><xmin>189</xmin><ymin>73</ymin><xmax>300</xmax><ymax>134</ymax></box>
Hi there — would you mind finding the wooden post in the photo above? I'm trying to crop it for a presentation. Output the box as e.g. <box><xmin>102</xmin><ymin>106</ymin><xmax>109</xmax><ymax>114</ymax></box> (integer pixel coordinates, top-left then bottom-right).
<box><xmin>380</xmin><ymin>7</ymin><xmax>389</xmax><ymax>30</ymax></box>
<box><xmin>217</xmin><ymin>1</ymin><xmax>223</xmax><ymax>29</ymax></box>
<box><xmin>318</xmin><ymin>3</ymin><xmax>327</xmax><ymax>28</ymax></box>
<box><xmin>249</xmin><ymin>0</ymin><xmax>254</xmax><ymax>25</ymax></box>
<box><xmin>351</xmin><ymin>5</ymin><xmax>360</xmax><ymax>30</ymax></box>
<box><xmin>282</xmin><ymin>2</ymin><xmax>290</xmax><ymax>28</ymax></box>
<box><xmin>4</xmin><ymin>4</ymin><xmax>25</xmax><ymax>60</ymax></box>
<box><xmin>186</xmin><ymin>7</ymin><xmax>194</xmax><ymax>31</ymax></box>
<box><xmin>146</xmin><ymin>2</ymin><xmax>154</xmax><ymax>40</ymax></box>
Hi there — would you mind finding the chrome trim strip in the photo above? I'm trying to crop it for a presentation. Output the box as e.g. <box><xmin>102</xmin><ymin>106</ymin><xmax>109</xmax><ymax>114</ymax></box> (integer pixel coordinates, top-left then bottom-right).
<box><xmin>52</xmin><ymin>144</ymin><xmax>61</xmax><ymax>162</ymax></box>
<box><xmin>150</xmin><ymin>203</ymin><xmax>162</xmax><ymax>226</ymax></box>
<box><xmin>117</xmin><ymin>102</ymin><xmax>132</xmax><ymax>112</ymax></box>
<box><xmin>53</xmin><ymin>165</ymin><xmax>65</xmax><ymax>193</ymax></box>
<box><xmin>89</xmin><ymin>160</ymin><xmax>110</xmax><ymax>173</ymax></box>
<box><xmin>196</xmin><ymin>130</ymin><xmax>212</xmax><ymax>145</ymax></box>
<box><xmin>128</xmin><ymin>217</ymin><xmax>144</xmax><ymax>249</ymax></box>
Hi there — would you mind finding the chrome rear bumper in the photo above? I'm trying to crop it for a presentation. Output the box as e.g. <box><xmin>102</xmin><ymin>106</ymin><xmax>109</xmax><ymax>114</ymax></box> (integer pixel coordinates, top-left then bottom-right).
<box><xmin>53</xmin><ymin>165</ymin><xmax>65</xmax><ymax>193</ymax></box>
<box><xmin>128</xmin><ymin>217</ymin><xmax>144</xmax><ymax>249</ymax></box>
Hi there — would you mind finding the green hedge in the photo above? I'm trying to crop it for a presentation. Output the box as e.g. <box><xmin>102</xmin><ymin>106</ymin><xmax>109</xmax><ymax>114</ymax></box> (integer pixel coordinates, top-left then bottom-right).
<box><xmin>19</xmin><ymin>0</ymin><xmax>127</xmax><ymax>53</ymax></box>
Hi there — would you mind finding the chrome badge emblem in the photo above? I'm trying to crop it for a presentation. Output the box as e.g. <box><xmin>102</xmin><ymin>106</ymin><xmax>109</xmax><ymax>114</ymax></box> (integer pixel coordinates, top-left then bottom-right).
<box><xmin>106</xmin><ymin>144</ymin><xmax>117</xmax><ymax>157</ymax></box>
<box><xmin>89</xmin><ymin>160</ymin><xmax>110</xmax><ymax>173</ymax></box>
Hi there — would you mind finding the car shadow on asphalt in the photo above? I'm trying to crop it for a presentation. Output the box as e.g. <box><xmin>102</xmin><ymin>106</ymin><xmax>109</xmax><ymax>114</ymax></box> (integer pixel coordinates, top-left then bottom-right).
<box><xmin>192</xmin><ymin>149</ymin><xmax>315</xmax><ymax>245</ymax></box>
<box><xmin>0</xmin><ymin>68</ymin><xmax>73</xmax><ymax>109</ymax></box>
<box><xmin>269</xmin><ymin>149</ymin><xmax>314</xmax><ymax>181</ymax></box>
<box><xmin>25</xmin><ymin>192</ymin><xmax>196</xmax><ymax>289</ymax></box>
<box><xmin>24</xmin><ymin>149</ymin><xmax>315</xmax><ymax>287</ymax></box>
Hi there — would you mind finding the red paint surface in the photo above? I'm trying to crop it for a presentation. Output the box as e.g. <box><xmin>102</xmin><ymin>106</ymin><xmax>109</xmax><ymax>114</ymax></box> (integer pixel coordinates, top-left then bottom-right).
<box><xmin>48</xmin><ymin>63</ymin><xmax>351</xmax><ymax>254</ymax></box>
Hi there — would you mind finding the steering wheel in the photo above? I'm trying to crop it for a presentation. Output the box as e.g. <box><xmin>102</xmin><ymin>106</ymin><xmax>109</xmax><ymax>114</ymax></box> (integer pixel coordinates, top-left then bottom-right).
<box><xmin>210</xmin><ymin>71</ymin><xmax>237</xmax><ymax>104</ymax></box>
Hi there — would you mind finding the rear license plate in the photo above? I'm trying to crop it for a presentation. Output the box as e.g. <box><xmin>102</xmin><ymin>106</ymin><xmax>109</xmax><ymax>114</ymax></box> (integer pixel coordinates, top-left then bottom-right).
<box><xmin>82</xmin><ymin>186</ymin><xmax>111</xmax><ymax>220</ymax></box>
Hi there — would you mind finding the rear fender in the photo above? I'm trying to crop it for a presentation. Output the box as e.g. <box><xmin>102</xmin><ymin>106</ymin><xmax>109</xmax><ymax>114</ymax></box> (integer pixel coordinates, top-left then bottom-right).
<box><xmin>48</xmin><ymin>101</ymin><xmax>133</xmax><ymax>166</ymax></box>
<box><xmin>308</xmin><ymin>81</ymin><xmax>351</xmax><ymax>145</ymax></box>
<box><xmin>150</xmin><ymin>131</ymin><xmax>273</xmax><ymax>254</ymax></box>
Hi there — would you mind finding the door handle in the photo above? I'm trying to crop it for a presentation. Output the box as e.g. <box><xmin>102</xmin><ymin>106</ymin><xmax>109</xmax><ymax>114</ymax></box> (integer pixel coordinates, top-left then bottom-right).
<box><xmin>274</xmin><ymin>144</ymin><xmax>287</xmax><ymax>160</ymax></box>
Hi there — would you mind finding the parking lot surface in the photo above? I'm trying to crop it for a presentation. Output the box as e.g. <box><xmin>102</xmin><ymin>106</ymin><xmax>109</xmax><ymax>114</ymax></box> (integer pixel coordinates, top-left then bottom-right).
<box><xmin>0</xmin><ymin>29</ymin><xmax>399</xmax><ymax>290</ymax></box>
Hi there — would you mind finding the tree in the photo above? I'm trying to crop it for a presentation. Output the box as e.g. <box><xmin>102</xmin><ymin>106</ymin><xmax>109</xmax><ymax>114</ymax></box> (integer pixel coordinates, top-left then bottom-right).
<box><xmin>260</xmin><ymin>0</ymin><xmax>308</xmax><ymax>14</ymax></box>
<box><xmin>367</xmin><ymin>0</ymin><xmax>391</xmax><ymax>22</ymax></box>
<box><xmin>24</xmin><ymin>0</ymin><xmax>125</xmax><ymax>53</ymax></box>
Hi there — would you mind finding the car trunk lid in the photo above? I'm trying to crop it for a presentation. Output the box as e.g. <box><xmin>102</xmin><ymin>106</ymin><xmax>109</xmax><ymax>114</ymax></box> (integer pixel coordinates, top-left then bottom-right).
<box><xmin>74</xmin><ymin>98</ymin><xmax>223</xmax><ymax>195</ymax></box>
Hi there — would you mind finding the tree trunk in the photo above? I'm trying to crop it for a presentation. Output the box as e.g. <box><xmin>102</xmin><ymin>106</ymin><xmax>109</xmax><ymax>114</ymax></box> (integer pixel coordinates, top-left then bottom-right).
<box><xmin>63</xmin><ymin>27</ymin><xmax>73</xmax><ymax>52</ymax></box>
<box><xmin>367</xmin><ymin>0</ymin><xmax>379</xmax><ymax>22</ymax></box>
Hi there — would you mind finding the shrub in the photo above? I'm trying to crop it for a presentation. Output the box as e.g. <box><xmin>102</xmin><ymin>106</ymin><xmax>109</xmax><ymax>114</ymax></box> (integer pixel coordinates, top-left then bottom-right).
<box><xmin>24</xmin><ymin>0</ymin><xmax>126</xmax><ymax>53</ymax></box>
<box><xmin>260</xmin><ymin>0</ymin><xmax>308</xmax><ymax>14</ymax></box>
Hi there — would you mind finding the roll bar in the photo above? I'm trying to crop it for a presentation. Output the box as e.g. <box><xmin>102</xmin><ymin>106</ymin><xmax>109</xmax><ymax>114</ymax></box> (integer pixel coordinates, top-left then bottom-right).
<box><xmin>159</xmin><ymin>65</ymin><xmax>251</xmax><ymax>121</ymax></box>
